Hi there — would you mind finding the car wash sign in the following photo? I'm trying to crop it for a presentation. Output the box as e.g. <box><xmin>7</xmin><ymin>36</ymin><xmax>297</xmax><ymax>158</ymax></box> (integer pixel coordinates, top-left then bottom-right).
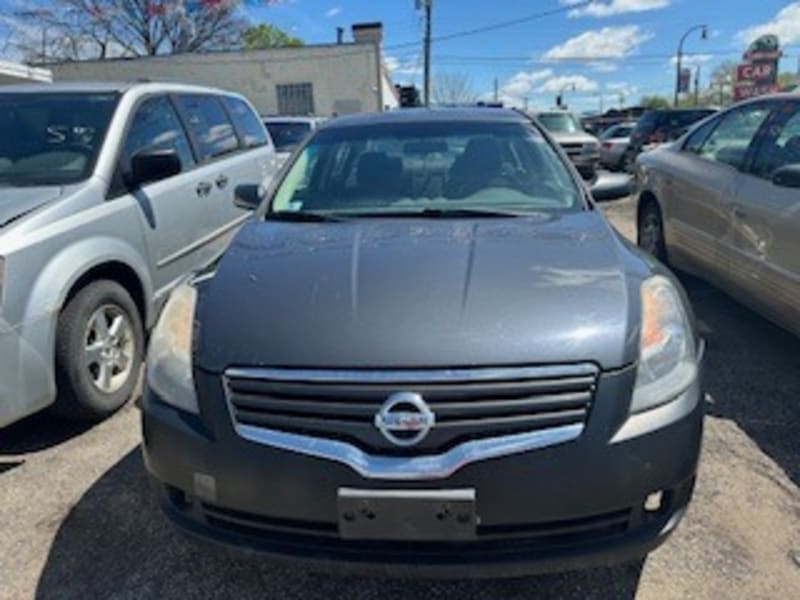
<box><xmin>734</xmin><ymin>34</ymin><xmax>782</xmax><ymax>101</ymax></box>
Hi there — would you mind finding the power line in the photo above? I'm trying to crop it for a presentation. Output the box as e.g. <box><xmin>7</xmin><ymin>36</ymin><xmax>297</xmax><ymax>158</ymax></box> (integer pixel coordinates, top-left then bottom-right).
<box><xmin>385</xmin><ymin>0</ymin><xmax>594</xmax><ymax>50</ymax></box>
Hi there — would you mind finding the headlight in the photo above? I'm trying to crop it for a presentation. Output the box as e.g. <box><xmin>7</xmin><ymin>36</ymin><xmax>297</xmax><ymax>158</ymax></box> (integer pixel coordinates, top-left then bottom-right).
<box><xmin>630</xmin><ymin>276</ymin><xmax>697</xmax><ymax>413</ymax></box>
<box><xmin>147</xmin><ymin>282</ymin><xmax>199</xmax><ymax>414</ymax></box>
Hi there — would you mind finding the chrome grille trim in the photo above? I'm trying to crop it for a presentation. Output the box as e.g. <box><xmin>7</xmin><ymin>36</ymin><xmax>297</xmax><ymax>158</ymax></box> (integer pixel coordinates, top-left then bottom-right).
<box><xmin>232</xmin><ymin>422</ymin><xmax>584</xmax><ymax>481</ymax></box>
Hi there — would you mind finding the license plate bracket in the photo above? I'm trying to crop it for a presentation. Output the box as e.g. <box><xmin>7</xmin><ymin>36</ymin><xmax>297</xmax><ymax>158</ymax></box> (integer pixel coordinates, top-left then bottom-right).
<box><xmin>337</xmin><ymin>488</ymin><xmax>477</xmax><ymax>541</ymax></box>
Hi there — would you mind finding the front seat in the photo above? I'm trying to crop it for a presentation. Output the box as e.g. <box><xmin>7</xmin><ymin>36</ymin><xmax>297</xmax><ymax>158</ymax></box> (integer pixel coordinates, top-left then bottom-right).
<box><xmin>445</xmin><ymin>137</ymin><xmax>502</xmax><ymax>199</ymax></box>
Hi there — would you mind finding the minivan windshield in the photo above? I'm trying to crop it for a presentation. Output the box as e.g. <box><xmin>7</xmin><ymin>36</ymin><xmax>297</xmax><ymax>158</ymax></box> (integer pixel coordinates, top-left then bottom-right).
<box><xmin>0</xmin><ymin>92</ymin><xmax>118</xmax><ymax>187</ymax></box>
<box><xmin>537</xmin><ymin>112</ymin><xmax>584</xmax><ymax>134</ymax></box>
<box><xmin>270</xmin><ymin>120</ymin><xmax>583</xmax><ymax>217</ymax></box>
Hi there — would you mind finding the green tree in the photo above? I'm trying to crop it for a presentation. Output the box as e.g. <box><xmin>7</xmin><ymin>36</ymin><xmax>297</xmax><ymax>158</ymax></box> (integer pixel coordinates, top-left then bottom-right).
<box><xmin>640</xmin><ymin>95</ymin><xmax>671</xmax><ymax>110</ymax></box>
<box><xmin>243</xmin><ymin>24</ymin><xmax>303</xmax><ymax>50</ymax></box>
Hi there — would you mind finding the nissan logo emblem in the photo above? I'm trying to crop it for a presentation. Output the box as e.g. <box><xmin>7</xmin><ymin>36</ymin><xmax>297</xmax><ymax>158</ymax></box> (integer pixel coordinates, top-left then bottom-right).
<box><xmin>374</xmin><ymin>392</ymin><xmax>436</xmax><ymax>447</ymax></box>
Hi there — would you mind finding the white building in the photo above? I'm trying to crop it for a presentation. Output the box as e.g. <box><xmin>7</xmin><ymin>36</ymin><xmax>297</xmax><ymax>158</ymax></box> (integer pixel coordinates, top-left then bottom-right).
<box><xmin>50</xmin><ymin>23</ymin><xmax>397</xmax><ymax>116</ymax></box>
<box><xmin>0</xmin><ymin>59</ymin><xmax>52</xmax><ymax>85</ymax></box>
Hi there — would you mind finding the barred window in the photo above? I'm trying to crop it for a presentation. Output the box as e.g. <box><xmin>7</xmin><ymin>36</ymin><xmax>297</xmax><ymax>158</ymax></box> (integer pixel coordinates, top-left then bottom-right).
<box><xmin>276</xmin><ymin>83</ymin><xmax>315</xmax><ymax>116</ymax></box>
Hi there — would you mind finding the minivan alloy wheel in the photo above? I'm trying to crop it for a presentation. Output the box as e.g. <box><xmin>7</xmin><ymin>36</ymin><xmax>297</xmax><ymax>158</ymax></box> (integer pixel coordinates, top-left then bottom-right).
<box><xmin>84</xmin><ymin>305</ymin><xmax>135</xmax><ymax>393</ymax></box>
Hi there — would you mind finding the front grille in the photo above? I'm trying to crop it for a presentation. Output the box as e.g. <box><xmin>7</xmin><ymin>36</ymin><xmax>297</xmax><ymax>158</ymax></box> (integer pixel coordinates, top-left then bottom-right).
<box><xmin>224</xmin><ymin>365</ymin><xmax>598</xmax><ymax>455</ymax></box>
<box><xmin>560</xmin><ymin>142</ymin><xmax>584</xmax><ymax>156</ymax></box>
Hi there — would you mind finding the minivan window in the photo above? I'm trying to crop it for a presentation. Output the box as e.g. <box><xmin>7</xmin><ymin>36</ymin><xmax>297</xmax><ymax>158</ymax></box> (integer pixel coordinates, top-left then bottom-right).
<box><xmin>177</xmin><ymin>95</ymin><xmax>239</xmax><ymax>160</ymax></box>
<box><xmin>271</xmin><ymin>121</ymin><xmax>582</xmax><ymax>215</ymax></box>
<box><xmin>0</xmin><ymin>92</ymin><xmax>118</xmax><ymax>186</ymax></box>
<box><xmin>223</xmin><ymin>97</ymin><xmax>269</xmax><ymax>149</ymax></box>
<box><xmin>123</xmin><ymin>96</ymin><xmax>195</xmax><ymax>172</ymax></box>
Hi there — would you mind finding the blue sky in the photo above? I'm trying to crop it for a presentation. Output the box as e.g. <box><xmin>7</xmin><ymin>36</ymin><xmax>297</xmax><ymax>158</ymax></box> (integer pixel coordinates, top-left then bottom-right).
<box><xmin>248</xmin><ymin>0</ymin><xmax>800</xmax><ymax>111</ymax></box>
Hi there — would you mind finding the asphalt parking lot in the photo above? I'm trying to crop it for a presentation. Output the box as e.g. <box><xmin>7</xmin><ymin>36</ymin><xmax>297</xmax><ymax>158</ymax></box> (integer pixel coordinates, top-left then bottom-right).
<box><xmin>1</xmin><ymin>195</ymin><xmax>798</xmax><ymax>600</ymax></box>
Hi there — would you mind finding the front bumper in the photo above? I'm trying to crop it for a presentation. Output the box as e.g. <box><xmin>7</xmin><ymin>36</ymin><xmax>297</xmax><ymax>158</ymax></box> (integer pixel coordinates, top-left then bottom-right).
<box><xmin>0</xmin><ymin>315</ymin><xmax>55</xmax><ymax>427</ymax></box>
<box><xmin>142</xmin><ymin>362</ymin><xmax>704</xmax><ymax>578</ymax></box>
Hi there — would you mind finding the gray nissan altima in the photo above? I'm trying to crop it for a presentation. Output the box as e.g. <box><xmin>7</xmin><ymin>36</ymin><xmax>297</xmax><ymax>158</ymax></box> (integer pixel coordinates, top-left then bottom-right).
<box><xmin>142</xmin><ymin>108</ymin><xmax>705</xmax><ymax>578</ymax></box>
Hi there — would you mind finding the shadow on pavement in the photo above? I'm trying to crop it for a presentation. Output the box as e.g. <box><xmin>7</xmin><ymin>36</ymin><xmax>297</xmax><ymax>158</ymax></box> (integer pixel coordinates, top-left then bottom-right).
<box><xmin>0</xmin><ymin>412</ymin><xmax>94</xmax><ymax>455</ymax></box>
<box><xmin>36</xmin><ymin>449</ymin><xmax>644</xmax><ymax>600</ymax></box>
<box><xmin>679</xmin><ymin>273</ymin><xmax>800</xmax><ymax>486</ymax></box>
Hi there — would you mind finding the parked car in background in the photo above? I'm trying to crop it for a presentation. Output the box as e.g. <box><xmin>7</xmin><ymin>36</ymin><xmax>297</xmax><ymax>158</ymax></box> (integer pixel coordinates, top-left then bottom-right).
<box><xmin>529</xmin><ymin>110</ymin><xmax>600</xmax><ymax>178</ymax></box>
<box><xmin>624</xmin><ymin>108</ymin><xmax>717</xmax><ymax>171</ymax></box>
<box><xmin>144</xmin><ymin>108</ymin><xmax>704</xmax><ymax>577</ymax></box>
<box><xmin>263</xmin><ymin>116</ymin><xmax>325</xmax><ymax>166</ymax></box>
<box><xmin>636</xmin><ymin>94</ymin><xmax>800</xmax><ymax>336</ymax></box>
<box><xmin>599</xmin><ymin>121</ymin><xmax>637</xmax><ymax>170</ymax></box>
<box><xmin>0</xmin><ymin>82</ymin><xmax>276</xmax><ymax>428</ymax></box>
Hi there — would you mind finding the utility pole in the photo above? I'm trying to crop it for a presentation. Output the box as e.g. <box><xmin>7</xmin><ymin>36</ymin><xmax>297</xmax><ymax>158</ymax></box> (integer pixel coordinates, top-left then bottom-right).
<box><xmin>422</xmin><ymin>0</ymin><xmax>432</xmax><ymax>107</ymax></box>
<box><xmin>493</xmin><ymin>77</ymin><xmax>499</xmax><ymax>103</ymax></box>
<box><xmin>694</xmin><ymin>65</ymin><xmax>701</xmax><ymax>105</ymax></box>
<box><xmin>675</xmin><ymin>24</ymin><xmax>707</xmax><ymax>107</ymax></box>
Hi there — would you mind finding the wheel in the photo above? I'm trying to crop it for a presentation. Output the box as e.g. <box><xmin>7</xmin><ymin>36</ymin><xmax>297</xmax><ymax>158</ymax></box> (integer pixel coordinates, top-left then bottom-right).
<box><xmin>53</xmin><ymin>280</ymin><xmax>144</xmax><ymax>421</ymax></box>
<box><xmin>637</xmin><ymin>201</ymin><xmax>668</xmax><ymax>264</ymax></box>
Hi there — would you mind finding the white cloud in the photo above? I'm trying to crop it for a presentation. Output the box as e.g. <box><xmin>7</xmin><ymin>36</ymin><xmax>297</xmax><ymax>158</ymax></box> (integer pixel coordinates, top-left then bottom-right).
<box><xmin>543</xmin><ymin>26</ymin><xmax>652</xmax><ymax>63</ymax></box>
<box><xmin>325</xmin><ymin>6</ymin><xmax>342</xmax><ymax>18</ymax></box>
<box><xmin>386</xmin><ymin>55</ymin><xmax>423</xmax><ymax>82</ymax></box>
<box><xmin>736</xmin><ymin>2</ymin><xmax>800</xmax><ymax>46</ymax></box>
<box><xmin>669</xmin><ymin>54</ymin><xmax>712</xmax><ymax>67</ymax></box>
<box><xmin>561</xmin><ymin>0</ymin><xmax>670</xmax><ymax>18</ymax></box>
<box><xmin>537</xmin><ymin>74</ymin><xmax>599</xmax><ymax>94</ymax></box>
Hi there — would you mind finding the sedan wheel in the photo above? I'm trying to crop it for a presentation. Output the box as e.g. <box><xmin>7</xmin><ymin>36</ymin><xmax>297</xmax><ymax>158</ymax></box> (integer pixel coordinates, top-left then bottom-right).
<box><xmin>637</xmin><ymin>202</ymin><xmax>667</xmax><ymax>263</ymax></box>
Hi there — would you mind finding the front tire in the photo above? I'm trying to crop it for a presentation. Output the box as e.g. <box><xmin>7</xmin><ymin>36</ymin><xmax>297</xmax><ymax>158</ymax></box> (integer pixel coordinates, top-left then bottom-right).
<box><xmin>637</xmin><ymin>201</ymin><xmax>668</xmax><ymax>264</ymax></box>
<box><xmin>53</xmin><ymin>280</ymin><xmax>144</xmax><ymax>421</ymax></box>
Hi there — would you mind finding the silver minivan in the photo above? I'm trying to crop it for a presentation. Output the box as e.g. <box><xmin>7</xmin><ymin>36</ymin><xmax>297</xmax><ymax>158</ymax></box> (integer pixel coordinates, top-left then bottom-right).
<box><xmin>0</xmin><ymin>81</ymin><xmax>276</xmax><ymax>427</ymax></box>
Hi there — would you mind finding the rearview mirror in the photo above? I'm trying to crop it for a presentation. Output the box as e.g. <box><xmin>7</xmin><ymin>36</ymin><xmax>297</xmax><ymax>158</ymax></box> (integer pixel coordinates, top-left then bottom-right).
<box><xmin>129</xmin><ymin>150</ymin><xmax>181</xmax><ymax>188</ymax></box>
<box><xmin>234</xmin><ymin>183</ymin><xmax>263</xmax><ymax>210</ymax></box>
<box><xmin>771</xmin><ymin>164</ymin><xmax>800</xmax><ymax>188</ymax></box>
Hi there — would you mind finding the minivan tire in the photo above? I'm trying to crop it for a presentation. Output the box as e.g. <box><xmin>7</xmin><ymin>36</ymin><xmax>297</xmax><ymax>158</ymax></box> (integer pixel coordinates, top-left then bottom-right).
<box><xmin>637</xmin><ymin>201</ymin><xmax>668</xmax><ymax>264</ymax></box>
<box><xmin>53</xmin><ymin>280</ymin><xmax>144</xmax><ymax>421</ymax></box>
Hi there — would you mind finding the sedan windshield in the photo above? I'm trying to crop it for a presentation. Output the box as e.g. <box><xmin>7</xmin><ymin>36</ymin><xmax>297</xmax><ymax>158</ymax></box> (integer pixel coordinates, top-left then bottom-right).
<box><xmin>537</xmin><ymin>112</ymin><xmax>583</xmax><ymax>134</ymax></box>
<box><xmin>265</xmin><ymin>121</ymin><xmax>313</xmax><ymax>152</ymax></box>
<box><xmin>0</xmin><ymin>92</ymin><xmax>118</xmax><ymax>187</ymax></box>
<box><xmin>270</xmin><ymin>120</ymin><xmax>582</xmax><ymax>217</ymax></box>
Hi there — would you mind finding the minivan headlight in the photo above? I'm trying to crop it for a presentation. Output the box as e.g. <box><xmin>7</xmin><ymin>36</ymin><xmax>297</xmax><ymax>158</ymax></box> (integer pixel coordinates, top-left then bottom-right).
<box><xmin>147</xmin><ymin>282</ymin><xmax>199</xmax><ymax>414</ymax></box>
<box><xmin>630</xmin><ymin>276</ymin><xmax>697</xmax><ymax>413</ymax></box>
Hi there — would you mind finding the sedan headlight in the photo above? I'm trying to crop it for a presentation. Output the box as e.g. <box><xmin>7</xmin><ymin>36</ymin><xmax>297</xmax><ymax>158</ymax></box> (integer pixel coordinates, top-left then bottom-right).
<box><xmin>630</xmin><ymin>276</ymin><xmax>697</xmax><ymax>413</ymax></box>
<box><xmin>147</xmin><ymin>282</ymin><xmax>199</xmax><ymax>414</ymax></box>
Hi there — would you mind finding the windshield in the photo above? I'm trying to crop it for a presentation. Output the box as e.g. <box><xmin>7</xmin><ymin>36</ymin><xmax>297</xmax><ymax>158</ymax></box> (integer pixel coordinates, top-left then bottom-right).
<box><xmin>601</xmin><ymin>124</ymin><xmax>635</xmax><ymax>139</ymax></box>
<box><xmin>537</xmin><ymin>112</ymin><xmax>583</xmax><ymax>134</ymax></box>
<box><xmin>265</xmin><ymin>121</ymin><xmax>313</xmax><ymax>152</ymax></box>
<box><xmin>0</xmin><ymin>92</ymin><xmax>118</xmax><ymax>187</ymax></box>
<box><xmin>269</xmin><ymin>120</ymin><xmax>582</xmax><ymax>217</ymax></box>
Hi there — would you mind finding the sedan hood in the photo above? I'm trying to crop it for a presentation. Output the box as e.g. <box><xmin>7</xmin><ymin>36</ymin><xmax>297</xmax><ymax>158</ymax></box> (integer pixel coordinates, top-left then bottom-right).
<box><xmin>195</xmin><ymin>212</ymin><xmax>643</xmax><ymax>373</ymax></box>
<box><xmin>0</xmin><ymin>186</ymin><xmax>63</xmax><ymax>229</ymax></box>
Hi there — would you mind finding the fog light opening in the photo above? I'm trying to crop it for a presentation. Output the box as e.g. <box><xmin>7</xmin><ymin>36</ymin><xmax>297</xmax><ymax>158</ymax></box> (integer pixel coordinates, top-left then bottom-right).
<box><xmin>193</xmin><ymin>472</ymin><xmax>218</xmax><ymax>503</ymax></box>
<box><xmin>644</xmin><ymin>490</ymin><xmax>664</xmax><ymax>513</ymax></box>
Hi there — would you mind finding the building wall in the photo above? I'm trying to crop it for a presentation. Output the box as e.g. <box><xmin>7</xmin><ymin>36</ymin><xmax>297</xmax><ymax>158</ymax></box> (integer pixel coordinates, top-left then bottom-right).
<box><xmin>51</xmin><ymin>43</ymin><xmax>383</xmax><ymax>116</ymax></box>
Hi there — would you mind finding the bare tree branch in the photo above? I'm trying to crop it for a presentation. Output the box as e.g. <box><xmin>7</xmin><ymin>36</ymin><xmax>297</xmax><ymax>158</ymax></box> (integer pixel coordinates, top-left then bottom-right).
<box><xmin>432</xmin><ymin>72</ymin><xmax>479</xmax><ymax>106</ymax></box>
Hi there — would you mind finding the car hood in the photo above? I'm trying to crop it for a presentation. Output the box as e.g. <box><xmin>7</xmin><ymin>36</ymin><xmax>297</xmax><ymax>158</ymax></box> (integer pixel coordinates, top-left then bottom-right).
<box><xmin>550</xmin><ymin>132</ymin><xmax>598</xmax><ymax>145</ymax></box>
<box><xmin>0</xmin><ymin>186</ymin><xmax>64</xmax><ymax>229</ymax></box>
<box><xmin>194</xmin><ymin>212</ymin><xmax>644</xmax><ymax>373</ymax></box>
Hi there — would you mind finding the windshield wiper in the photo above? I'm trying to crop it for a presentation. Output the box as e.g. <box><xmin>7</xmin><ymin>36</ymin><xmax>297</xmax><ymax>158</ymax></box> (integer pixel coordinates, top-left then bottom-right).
<box><xmin>345</xmin><ymin>207</ymin><xmax>531</xmax><ymax>219</ymax></box>
<box><xmin>265</xmin><ymin>211</ymin><xmax>345</xmax><ymax>223</ymax></box>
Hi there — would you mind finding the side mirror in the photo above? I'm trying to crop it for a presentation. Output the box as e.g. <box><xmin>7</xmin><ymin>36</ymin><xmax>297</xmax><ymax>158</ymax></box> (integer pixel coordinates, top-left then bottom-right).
<box><xmin>129</xmin><ymin>150</ymin><xmax>181</xmax><ymax>188</ymax></box>
<box><xmin>576</xmin><ymin>163</ymin><xmax>597</xmax><ymax>182</ymax></box>
<box><xmin>590</xmin><ymin>172</ymin><xmax>632</xmax><ymax>202</ymax></box>
<box><xmin>771</xmin><ymin>164</ymin><xmax>800</xmax><ymax>188</ymax></box>
<box><xmin>234</xmin><ymin>183</ymin><xmax>263</xmax><ymax>210</ymax></box>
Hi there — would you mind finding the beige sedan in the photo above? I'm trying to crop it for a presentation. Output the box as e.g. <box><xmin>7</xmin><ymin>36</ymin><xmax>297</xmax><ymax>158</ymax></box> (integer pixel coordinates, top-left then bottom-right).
<box><xmin>635</xmin><ymin>94</ymin><xmax>800</xmax><ymax>336</ymax></box>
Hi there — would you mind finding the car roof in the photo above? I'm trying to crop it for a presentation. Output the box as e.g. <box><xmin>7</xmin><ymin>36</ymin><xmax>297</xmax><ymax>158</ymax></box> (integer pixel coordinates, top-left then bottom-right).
<box><xmin>0</xmin><ymin>80</ymin><xmax>240</xmax><ymax>97</ymax></box>
<box><xmin>263</xmin><ymin>116</ymin><xmax>324</xmax><ymax>123</ymax></box>
<box><xmin>324</xmin><ymin>107</ymin><xmax>528</xmax><ymax>129</ymax></box>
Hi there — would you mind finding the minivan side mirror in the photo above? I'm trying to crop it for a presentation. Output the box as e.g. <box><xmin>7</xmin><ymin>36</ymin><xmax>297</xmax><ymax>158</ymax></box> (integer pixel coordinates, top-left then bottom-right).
<box><xmin>129</xmin><ymin>150</ymin><xmax>181</xmax><ymax>188</ymax></box>
<box><xmin>234</xmin><ymin>183</ymin><xmax>263</xmax><ymax>210</ymax></box>
<box><xmin>771</xmin><ymin>164</ymin><xmax>800</xmax><ymax>188</ymax></box>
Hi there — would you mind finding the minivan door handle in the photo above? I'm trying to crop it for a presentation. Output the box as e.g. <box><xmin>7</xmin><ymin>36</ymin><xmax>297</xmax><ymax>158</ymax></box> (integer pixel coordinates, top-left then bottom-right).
<box><xmin>215</xmin><ymin>174</ymin><xmax>229</xmax><ymax>189</ymax></box>
<box><xmin>196</xmin><ymin>181</ymin><xmax>213</xmax><ymax>197</ymax></box>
